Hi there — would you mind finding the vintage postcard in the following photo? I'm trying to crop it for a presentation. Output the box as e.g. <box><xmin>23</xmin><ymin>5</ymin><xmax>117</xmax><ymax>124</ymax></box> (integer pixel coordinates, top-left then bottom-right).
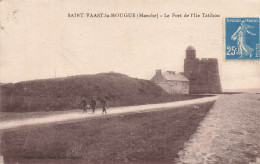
<box><xmin>0</xmin><ymin>0</ymin><xmax>260</xmax><ymax>163</ymax></box>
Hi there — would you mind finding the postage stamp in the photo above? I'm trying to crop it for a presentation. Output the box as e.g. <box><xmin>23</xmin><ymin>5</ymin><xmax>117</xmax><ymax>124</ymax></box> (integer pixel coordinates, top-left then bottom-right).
<box><xmin>225</xmin><ymin>17</ymin><xmax>259</xmax><ymax>60</ymax></box>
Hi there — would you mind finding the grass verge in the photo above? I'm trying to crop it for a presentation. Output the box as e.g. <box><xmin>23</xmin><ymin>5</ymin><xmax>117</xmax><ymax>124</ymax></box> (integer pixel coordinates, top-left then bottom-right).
<box><xmin>0</xmin><ymin>101</ymin><xmax>215</xmax><ymax>163</ymax></box>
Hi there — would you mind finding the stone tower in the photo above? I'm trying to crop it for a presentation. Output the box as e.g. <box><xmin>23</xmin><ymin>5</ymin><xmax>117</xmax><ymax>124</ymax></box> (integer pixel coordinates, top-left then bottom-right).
<box><xmin>184</xmin><ymin>46</ymin><xmax>222</xmax><ymax>93</ymax></box>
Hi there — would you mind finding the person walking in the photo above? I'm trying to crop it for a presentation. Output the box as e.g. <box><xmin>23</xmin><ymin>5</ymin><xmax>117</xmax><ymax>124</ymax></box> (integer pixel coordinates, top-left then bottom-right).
<box><xmin>100</xmin><ymin>98</ymin><xmax>108</xmax><ymax>114</ymax></box>
<box><xmin>81</xmin><ymin>97</ymin><xmax>87</xmax><ymax>113</ymax></box>
<box><xmin>90</xmin><ymin>97</ymin><xmax>97</xmax><ymax>113</ymax></box>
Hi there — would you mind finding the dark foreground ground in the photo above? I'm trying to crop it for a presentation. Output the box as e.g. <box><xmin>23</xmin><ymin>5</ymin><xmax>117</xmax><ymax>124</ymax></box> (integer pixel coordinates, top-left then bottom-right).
<box><xmin>0</xmin><ymin>101</ymin><xmax>215</xmax><ymax>164</ymax></box>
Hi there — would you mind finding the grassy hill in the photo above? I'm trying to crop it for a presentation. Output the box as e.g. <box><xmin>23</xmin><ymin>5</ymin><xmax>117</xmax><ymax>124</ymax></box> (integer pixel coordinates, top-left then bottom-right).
<box><xmin>0</xmin><ymin>72</ymin><xmax>203</xmax><ymax>112</ymax></box>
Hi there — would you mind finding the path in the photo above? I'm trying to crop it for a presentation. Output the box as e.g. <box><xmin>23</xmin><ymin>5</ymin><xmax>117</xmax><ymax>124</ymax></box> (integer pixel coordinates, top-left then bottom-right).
<box><xmin>0</xmin><ymin>96</ymin><xmax>219</xmax><ymax>131</ymax></box>
<box><xmin>176</xmin><ymin>93</ymin><xmax>260</xmax><ymax>163</ymax></box>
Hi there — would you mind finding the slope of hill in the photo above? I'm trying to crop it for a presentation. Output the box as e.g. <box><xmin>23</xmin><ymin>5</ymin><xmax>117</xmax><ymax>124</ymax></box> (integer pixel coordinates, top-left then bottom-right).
<box><xmin>0</xmin><ymin>73</ymin><xmax>202</xmax><ymax>112</ymax></box>
<box><xmin>0</xmin><ymin>82</ymin><xmax>6</xmax><ymax>86</ymax></box>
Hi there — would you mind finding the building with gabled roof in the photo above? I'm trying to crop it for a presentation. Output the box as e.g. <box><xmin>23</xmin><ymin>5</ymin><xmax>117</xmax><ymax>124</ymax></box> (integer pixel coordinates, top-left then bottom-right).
<box><xmin>151</xmin><ymin>70</ymin><xmax>189</xmax><ymax>94</ymax></box>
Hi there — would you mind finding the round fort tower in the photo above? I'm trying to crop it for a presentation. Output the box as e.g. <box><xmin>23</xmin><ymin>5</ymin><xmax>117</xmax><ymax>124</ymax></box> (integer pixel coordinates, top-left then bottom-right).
<box><xmin>184</xmin><ymin>46</ymin><xmax>199</xmax><ymax>83</ymax></box>
<box><xmin>186</xmin><ymin>46</ymin><xmax>196</xmax><ymax>60</ymax></box>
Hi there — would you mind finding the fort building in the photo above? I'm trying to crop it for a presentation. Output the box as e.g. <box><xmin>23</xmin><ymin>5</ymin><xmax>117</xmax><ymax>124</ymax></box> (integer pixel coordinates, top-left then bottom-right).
<box><xmin>151</xmin><ymin>70</ymin><xmax>189</xmax><ymax>94</ymax></box>
<box><xmin>151</xmin><ymin>46</ymin><xmax>222</xmax><ymax>94</ymax></box>
<box><xmin>184</xmin><ymin>46</ymin><xmax>222</xmax><ymax>93</ymax></box>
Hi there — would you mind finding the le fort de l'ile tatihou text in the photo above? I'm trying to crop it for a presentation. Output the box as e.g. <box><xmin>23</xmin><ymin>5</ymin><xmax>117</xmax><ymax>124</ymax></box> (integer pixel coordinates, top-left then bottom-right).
<box><xmin>67</xmin><ymin>12</ymin><xmax>221</xmax><ymax>18</ymax></box>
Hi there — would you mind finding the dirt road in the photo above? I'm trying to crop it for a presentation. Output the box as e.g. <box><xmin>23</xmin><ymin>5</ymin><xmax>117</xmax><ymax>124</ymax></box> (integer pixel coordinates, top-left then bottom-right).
<box><xmin>0</xmin><ymin>96</ymin><xmax>218</xmax><ymax>131</ymax></box>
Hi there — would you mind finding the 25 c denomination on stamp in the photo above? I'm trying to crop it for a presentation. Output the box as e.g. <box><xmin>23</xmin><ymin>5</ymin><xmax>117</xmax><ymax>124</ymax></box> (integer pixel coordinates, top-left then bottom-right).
<box><xmin>225</xmin><ymin>17</ymin><xmax>259</xmax><ymax>60</ymax></box>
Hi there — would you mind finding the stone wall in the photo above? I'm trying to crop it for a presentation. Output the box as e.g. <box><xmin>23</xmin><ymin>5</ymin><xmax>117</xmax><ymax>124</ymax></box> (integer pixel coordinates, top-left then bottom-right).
<box><xmin>157</xmin><ymin>81</ymin><xmax>189</xmax><ymax>94</ymax></box>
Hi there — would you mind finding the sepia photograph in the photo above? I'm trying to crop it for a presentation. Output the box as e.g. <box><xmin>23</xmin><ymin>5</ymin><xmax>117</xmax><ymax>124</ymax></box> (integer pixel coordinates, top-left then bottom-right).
<box><xmin>0</xmin><ymin>0</ymin><xmax>260</xmax><ymax>163</ymax></box>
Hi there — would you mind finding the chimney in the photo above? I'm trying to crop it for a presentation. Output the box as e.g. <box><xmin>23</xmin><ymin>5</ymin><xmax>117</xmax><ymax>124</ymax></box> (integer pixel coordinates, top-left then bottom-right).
<box><xmin>167</xmin><ymin>71</ymin><xmax>175</xmax><ymax>74</ymax></box>
<box><xmin>156</xmin><ymin>69</ymin><xmax>162</xmax><ymax>75</ymax></box>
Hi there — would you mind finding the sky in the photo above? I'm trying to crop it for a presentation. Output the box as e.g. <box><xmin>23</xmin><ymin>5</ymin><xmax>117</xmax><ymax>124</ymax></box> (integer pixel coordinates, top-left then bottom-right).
<box><xmin>0</xmin><ymin>0</ymin><xmax>260</xmax><ymax>90</ymax></box>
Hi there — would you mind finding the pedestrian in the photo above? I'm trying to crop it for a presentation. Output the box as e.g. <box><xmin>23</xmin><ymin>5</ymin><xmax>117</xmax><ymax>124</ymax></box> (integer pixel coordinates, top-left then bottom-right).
<box><xmin>90</xmin><ymin>97</ymin><xmax>97</xmax><ymax>113</ymax></box>
<box><xmin>80</xmin><ymin>97</ymin><xmax>87</xmax><ymax>113</ymax></box>
<box><xmin>100</xmin><ymin>98</ymin><xmax>108</xmax><ymax>114</ymax></box>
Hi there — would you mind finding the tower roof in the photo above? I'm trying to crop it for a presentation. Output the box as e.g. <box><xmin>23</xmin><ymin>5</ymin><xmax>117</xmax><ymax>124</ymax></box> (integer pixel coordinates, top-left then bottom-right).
<box><xmin>186</xmin><ymin>45</ymin><xmax>196</xmax><ymax>51</ymax></box>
